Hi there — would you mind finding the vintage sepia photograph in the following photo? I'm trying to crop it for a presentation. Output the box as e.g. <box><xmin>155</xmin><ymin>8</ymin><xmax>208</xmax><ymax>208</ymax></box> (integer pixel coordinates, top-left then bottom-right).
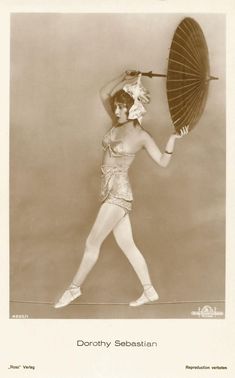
<box><xmin>10</xmin><ymin>13</ymin><xmax>225</xmax><ymax>319</ymax></box>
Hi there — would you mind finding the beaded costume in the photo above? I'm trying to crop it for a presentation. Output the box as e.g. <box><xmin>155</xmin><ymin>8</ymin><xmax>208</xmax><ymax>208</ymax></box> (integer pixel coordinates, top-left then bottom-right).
<box><xmin>101</xmin><ymin>128</ymin><xmax>134</xmax><ymax>213</ymax></box>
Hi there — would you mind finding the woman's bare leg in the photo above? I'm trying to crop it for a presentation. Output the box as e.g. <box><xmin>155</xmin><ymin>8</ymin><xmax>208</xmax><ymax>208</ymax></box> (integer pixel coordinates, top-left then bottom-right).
<box><xmin>72</xmin><ymin>203</ymin><xmax>126</xmax><ymax>286</ymax></box>
<box><xmin>112</xmin><ymin>214</ymin><xmax>152</xmax><ymax>286</ymax></box>
<box><xmin>54</xmin><ymin>203</ymin><xmax>126</xmax><ymax>308</ymax></box>
<box><xmin>113</xmin><ymin>215</ymin><xmax>159</xmax><ymax>306</ymax></box>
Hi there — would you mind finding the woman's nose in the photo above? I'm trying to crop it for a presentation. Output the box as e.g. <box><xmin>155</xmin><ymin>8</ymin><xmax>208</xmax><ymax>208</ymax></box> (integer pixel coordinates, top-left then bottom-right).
<box><xmin>115</xmin><ymin>107</ymin><xmax>120</xmax><ymax>116</ymax></box>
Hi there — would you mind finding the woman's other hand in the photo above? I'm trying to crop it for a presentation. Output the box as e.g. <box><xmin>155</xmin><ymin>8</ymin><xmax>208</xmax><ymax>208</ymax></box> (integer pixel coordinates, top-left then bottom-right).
<box><xmin>173</xmin><ymin>125</ymin><xmax>189</xmax><ymax>139</ymax></box>
<box><xmin>125</xmin><ymin>70</ymin><xmax>140</xmax><ymax>77</ymax></box>
<box><xmin>123</xmin><ymin>70</ymin><xmax>140</xmax><ymax>82</ymax></box>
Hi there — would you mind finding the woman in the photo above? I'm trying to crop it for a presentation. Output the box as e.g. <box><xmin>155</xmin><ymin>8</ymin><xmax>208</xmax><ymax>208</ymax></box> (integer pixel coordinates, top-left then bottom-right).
<box><xmin>54</xmin><ymin>71</ymin><xmax>188</xmax><ymax>309</ymax></box>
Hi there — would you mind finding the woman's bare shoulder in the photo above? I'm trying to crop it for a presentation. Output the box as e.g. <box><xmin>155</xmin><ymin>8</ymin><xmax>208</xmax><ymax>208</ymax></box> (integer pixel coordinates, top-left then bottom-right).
<box><xmin>137</xmin><ymin>126</ymin><xmax>154</xmax><ymax>142</ymax></box>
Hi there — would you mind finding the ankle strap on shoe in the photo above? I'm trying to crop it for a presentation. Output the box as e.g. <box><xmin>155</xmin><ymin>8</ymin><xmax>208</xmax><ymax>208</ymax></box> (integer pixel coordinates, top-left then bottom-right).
<box><xmin>143</xmin><ymin>284</ymin><xmax>153</xmax><ymax>290</ymax></box>
<box><xmin>69</xmin><ymin>283</ymin><xmax>80</xmax><ymax>289</ymax></box>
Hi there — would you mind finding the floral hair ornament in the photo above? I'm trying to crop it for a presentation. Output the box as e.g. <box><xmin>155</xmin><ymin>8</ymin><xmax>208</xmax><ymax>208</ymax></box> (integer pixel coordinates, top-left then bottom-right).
<box><xmin>123</xmin><ymin>73</ymin><xmax>151</xmax><ymax>124</ymax></box>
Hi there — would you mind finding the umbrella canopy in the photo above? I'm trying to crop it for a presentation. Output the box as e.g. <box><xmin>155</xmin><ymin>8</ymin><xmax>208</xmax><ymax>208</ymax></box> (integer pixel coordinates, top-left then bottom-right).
<box><xmin>127</xmin><ymin>17</ymin><xmax>218</xmax><ymax>132</ymax></box>
<box><xmin>166</xmin><ymin>17</ymin><xmax>217</xmax><ymax>133</ymax></box>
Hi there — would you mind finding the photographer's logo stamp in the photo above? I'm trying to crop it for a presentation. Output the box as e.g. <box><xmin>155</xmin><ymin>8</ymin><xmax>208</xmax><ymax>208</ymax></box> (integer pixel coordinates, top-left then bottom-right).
<box><xmin>191</xmin><ymin>305</ymin><xmax>224</xmax><ymax>318</ymax></box>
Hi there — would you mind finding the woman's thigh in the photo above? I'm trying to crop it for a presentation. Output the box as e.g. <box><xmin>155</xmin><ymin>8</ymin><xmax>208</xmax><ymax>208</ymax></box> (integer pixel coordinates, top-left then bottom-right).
<box><xmin>87</xmin><ymin>203</ymin><xmax>126</xmax><ymax>246</ymax></box>
<box><xmin>112</xmin><ymin>214</ymin><xmax>135</xmax><ymax>250</ymax></box>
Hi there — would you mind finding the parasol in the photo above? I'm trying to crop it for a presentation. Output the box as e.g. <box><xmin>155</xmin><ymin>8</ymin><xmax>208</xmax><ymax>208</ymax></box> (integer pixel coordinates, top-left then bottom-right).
<box><xmin>128</xmin><ymin>17</ymin><xmax>218</xmax><ymax>133</ymax></box>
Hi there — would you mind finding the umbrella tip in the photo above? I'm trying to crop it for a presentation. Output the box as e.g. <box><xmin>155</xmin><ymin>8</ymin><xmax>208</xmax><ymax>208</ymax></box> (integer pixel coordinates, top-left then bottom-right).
<box><xmin>209</xmin><ymin>75</ymin><xmax>219</xmax><ymax>80</ymax></box>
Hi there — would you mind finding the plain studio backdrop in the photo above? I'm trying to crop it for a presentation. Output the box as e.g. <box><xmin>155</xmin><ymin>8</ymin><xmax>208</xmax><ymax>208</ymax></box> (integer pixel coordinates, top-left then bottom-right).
<box><xmin>10</xmin><ymin>13</ymin><xmax>225</xmax><ymax>318</ymax></box>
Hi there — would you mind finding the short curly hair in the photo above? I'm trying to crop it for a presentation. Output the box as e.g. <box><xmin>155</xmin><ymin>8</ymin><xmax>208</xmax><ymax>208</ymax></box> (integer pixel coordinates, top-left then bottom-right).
<box><xmin>110</xmin><ymin>89</ymin><xmax>134</xmax><ymax>113</ymax></box>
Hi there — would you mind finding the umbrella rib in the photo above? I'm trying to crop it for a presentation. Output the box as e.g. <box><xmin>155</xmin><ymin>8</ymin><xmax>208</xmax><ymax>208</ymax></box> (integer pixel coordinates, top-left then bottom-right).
<box><xmin>190</xmin><ymin>22</ymin><xmax>209</xmax><ymax>74</ymax></box>
<box><xmin>191</xmin><ymin>94</ymin><xmax>205</xmax><ymax>125</ymax></box>
<box><xmin>168</xmin><ymin>83</ymin><xmax>203</xmax><ymax>113</ymax></box>
<box><xmin>191</xmin><ymin>85</ymin><xmax>209</xmax><ymax>124</ymax></box>
<box><xmin>167</xmin><ymin>82</ymin><xmax>203</xmax><ymax>101</ymax></box>
<box><xmin>167</xmin><ymin>80</ymin><xmax>202</xmax><ymax>93</ymax></box>
<box><xmin>172</xmin><ymin>96</ymin><xmax>200</xmax><ymax>123</ymax></box>
<box><xmin>174</xmin><ymin>29</ymin><xmax>200</xmax><ymax>66</ymax></box>
<box><xmin>174</xmin><ymin>88</ymin><xmax>205</xmax><ymax>127</ymax></box>
<box><xmin>168</xmin><ymin>58</ymin><xmax>201</xmax><ymax>75</ymax></box>
<box><xmin>172</xmin><ymin>86</ymin><xmax>203</xmax><ymax>124</ymax></box>
<box><xmin>169</xmin><ymin>89</ymin><xmax>200</xmax><ymax>113</ymax></box>
<box><xmin>167</xmin><ymin>69</ymin><xmax>199</xmax><ymax>78</ymax></box>
<box><xmin>171</xmin><ymin>91</ymin><xmax>201</xmax><ymax>122</ymax></box>
<box><xmin>189</xmin><ymin>19</ymin><xmax>207</xmax><ymax>51</ymax></box>
<box><xmin>171</xmin><ymin>40</ymin><xmax>200</xmax><ymax>68</ymax></box>
<box><xmin>168</xmin><ymin>48</ymin><xmax>199</xmax><ymax>72</ymax></box>
<box><xmin>169</xmin><ymin>84</ymin><xmax>202</xmax><ymax>114</ymax></box>
<box><xmin>184</xmin><ymin>20</ymin><xmax>205</xmax><ymax>65</ymax></box>
<box><xmin>183</xmin><ymin>20</ymin><xmax>202</xmax><ymax>61</ymax></box>
<box><xmin>173</xmin><ymin>99</ymin><xmax>200</xmax><ymax>127</ymax></box>
<box><xmin>177</xmin><ymin>26</ymin><xmax>201</xmax><ymax>64</ymax></box>
<box><xmin>182</xmin><ymin>90</ymin><xmax>205</xmax><ymax>127</ymax></box>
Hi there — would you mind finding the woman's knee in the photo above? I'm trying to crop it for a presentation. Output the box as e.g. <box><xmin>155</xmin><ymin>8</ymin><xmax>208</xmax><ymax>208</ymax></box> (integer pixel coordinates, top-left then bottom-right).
<box><xmin>85</xmin><ymin>233</ymin><xmax>101</xmax><ymax>254</ymax></box>
<box><xmin>114</xmin><ymin>231</ymin><xmax>135</xmax><ymax>251</ymax></box>
<box><xmin>115</xmin><ymin>235</ymin><xmax>146</xmax><ymax>260</ymax></box>
<box><xmin>83</xmin><ymin>243</ymin><xmax>100</xmax><ymax>266</ymax></box>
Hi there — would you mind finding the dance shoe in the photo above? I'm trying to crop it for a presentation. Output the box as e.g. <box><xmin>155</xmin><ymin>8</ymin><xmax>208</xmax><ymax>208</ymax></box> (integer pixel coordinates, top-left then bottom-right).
<box><xmin>54</xmin><ymin>284</ymin><xmax>82</xmax><ymax>309</ymax></box>
<box><xmin>129</xmin><ymin>286</ymin><xmax>159</xmax><ymax>307</ymax></box>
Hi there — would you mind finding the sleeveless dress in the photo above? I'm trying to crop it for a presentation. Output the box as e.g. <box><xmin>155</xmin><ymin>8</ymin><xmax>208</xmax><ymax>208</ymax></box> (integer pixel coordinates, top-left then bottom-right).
<box><xmin>101</xmin><ymin>128</ymin><xmax>135</xmax><ymax>213</ymax></box>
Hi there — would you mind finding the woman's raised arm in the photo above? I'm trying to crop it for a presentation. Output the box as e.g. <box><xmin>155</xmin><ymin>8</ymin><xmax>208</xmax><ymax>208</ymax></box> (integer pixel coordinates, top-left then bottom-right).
<box><xmin>99</xmin><ymin>72</ymin><xmax>138</xmax><ymax>120</ymax></box>
<box><xmin>142</xmin><ymin>127</ymin><xmax>189</xmax><ymax>168</ymax></box>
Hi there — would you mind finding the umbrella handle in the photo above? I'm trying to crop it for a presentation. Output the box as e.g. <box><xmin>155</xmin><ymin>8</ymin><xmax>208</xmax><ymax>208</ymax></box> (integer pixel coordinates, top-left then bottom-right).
<box><xmin>126</xmin><ymin>70</ymin><xmax>166</xmax><ymax>78</ymax></box>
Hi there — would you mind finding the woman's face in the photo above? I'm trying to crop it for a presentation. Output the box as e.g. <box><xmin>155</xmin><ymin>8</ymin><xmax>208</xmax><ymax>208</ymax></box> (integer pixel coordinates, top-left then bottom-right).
<box><xmin>114</xmin><ymin>103</ymin><xmax>128</xmax><ymax>123</ymax></box>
